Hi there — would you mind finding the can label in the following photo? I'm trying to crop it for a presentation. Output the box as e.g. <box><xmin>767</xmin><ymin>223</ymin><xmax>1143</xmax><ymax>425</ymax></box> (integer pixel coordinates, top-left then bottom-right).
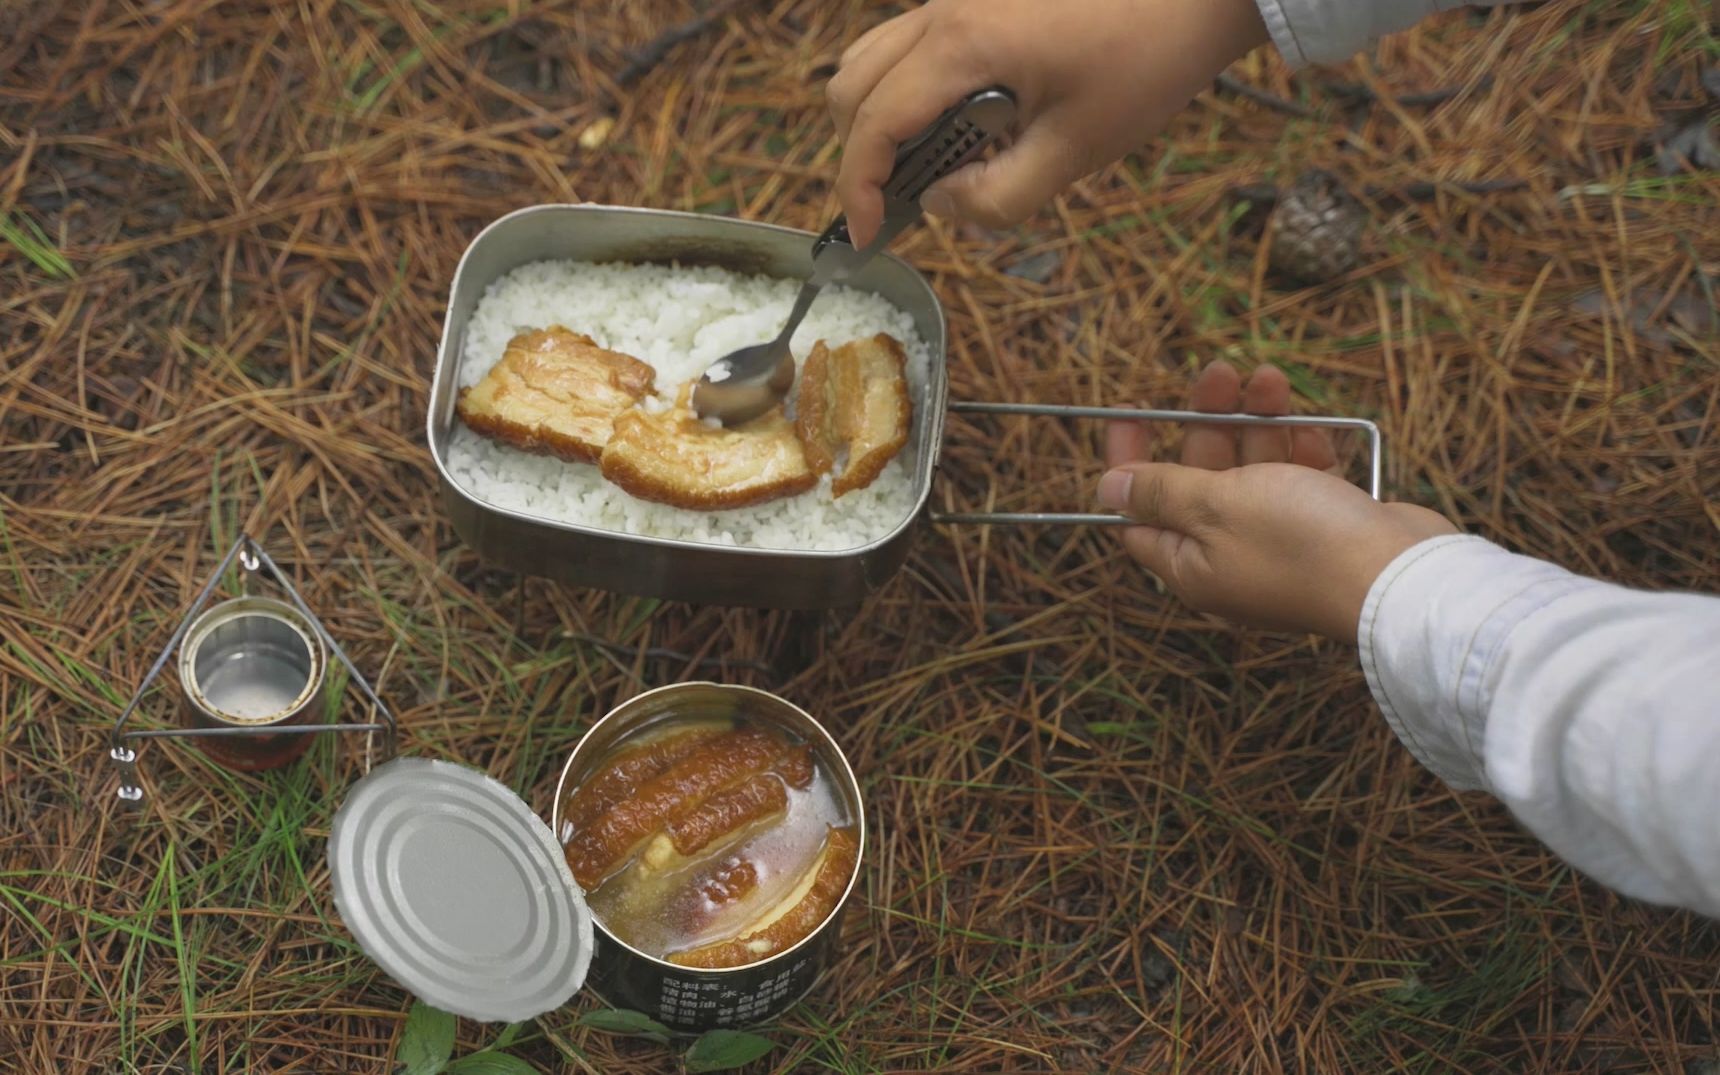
<box><xmin>657</xmin><ymin>954</ymin><xmax>809</xmax><ymax>1025</ymax></box>
<box><xmin>587</xmin><ymin>901</ymin><xmax>838</xmax><ymax>1033</ymax></box>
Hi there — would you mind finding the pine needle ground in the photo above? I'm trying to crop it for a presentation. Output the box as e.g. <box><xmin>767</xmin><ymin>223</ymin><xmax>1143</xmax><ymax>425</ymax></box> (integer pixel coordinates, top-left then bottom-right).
<box><xmin>2</xmin><ymin>1</ymin><xmax>1716</xmax><ymax>1071</ymax></box>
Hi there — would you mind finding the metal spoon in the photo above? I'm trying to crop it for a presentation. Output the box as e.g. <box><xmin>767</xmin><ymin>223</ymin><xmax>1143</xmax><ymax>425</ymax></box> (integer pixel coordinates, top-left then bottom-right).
<box><xmin>692</xmin><ymin>87</ymin><xmax>1018</xmax><ymax>425</ymax></box>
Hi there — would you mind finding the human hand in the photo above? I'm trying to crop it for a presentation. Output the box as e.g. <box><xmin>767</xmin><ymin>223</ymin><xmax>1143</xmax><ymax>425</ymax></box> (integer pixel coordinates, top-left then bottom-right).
<box><xmin>1098</xmin><ymin>362</ymin><xmax>1459</xmax><ymax>641</ymax></box>
<box><xmin>826</xmin><ymin>0</ymin><xmax>1269</xmax><ymax>248</ymax></box>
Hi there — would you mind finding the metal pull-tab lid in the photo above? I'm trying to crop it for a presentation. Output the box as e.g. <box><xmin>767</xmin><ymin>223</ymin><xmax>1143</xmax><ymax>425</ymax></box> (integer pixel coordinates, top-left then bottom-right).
<box><xmin>328</xmin><ymin>757</ymin><xmax>594</xmax><ymax>1022</ymax></box>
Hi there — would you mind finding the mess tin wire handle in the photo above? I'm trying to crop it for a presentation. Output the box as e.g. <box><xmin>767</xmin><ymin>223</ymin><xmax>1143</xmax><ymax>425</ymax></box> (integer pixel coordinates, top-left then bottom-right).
<box><xmin>930</xmin><ymin>402</ymin><xmax>1382</xmax><ymax>526</ymax></box>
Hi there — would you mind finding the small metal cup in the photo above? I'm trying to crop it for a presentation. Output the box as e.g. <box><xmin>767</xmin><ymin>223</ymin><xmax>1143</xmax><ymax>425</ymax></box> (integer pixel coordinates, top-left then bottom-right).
<box><xmin>177</xmin><ymin>596</ymin><xmax>326</xmax><ymax>771</ymax></box>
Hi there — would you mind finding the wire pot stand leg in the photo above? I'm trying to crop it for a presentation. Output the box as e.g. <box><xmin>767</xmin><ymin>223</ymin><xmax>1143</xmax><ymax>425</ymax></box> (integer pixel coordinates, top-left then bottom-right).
<box><xmin>108</xmin><ymin>534</ymin><xmax>399</xmax><ymax>807</ymax></box>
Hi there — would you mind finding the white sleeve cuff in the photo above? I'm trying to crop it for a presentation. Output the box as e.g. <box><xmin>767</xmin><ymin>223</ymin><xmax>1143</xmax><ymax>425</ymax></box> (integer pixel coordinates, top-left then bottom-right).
<box><xmin>1357</xmin><ymin>534</ymin><xmax>1583</xmax><ymax>790</ymax></box>
<box><xmin>1253</xmin><ymin>0</ymin><xmax>1457</xmax><ymax>68</ymax></box>
<box><xmin>1253</xmin><ymin>0</ymin><xmax>1313</xmax><ymax>68</ymax></box>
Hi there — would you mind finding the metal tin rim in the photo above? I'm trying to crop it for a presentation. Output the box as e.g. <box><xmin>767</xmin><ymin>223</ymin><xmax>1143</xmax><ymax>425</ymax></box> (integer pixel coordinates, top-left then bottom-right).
<box><xmin>424</xmin><ymin>203</ymin><xmax>951</xmax><ymax>563</ymax></box>
<box><xmin>550</xmin><ymin>681</ymin><xmax>866</xmax><ymax>975</ymax></box>
<box><xmin>177</xmin><ymin>595</ymin><xmax>327</xmax><ymax>727</ymax></box>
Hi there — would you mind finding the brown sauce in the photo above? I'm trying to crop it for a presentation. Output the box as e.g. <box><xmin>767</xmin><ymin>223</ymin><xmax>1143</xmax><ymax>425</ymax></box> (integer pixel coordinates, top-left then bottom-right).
<box><xmin>559</xmin><ymin>717</ymin><xmax>855</xmax><ymax>966</ymax></box>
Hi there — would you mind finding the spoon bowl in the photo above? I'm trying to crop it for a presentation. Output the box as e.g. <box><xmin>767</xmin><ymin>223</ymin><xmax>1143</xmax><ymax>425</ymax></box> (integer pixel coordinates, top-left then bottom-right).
<box><xmin>690</xmin><ymin>342</ymin><xmax>797</xmax><ymax>426</ymax></box>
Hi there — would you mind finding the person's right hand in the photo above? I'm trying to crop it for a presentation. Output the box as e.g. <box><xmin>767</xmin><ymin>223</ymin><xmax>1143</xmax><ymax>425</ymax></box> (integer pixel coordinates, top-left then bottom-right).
<box><xmin>1099</xmin><ymin>363</ymin><xmax>1460</xmax><ymax>641</ymax></box>
<box><xmin>826</xmin><ymin>0</ymin><xmax>1270</xmax><ymax>248</ymax></box>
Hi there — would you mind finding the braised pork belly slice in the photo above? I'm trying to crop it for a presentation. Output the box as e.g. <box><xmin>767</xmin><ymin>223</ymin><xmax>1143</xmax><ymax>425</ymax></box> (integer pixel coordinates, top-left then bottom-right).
<box><xmin>456</xmin><ymin>326</ymin><xmax>655</xmax><ymax>463</ymax></box>
<box><xmin>600</xmin><ymin>388</ymin><xmax>816</xmax><ymax>510</ymax></box>
<box><xmin>794</xmin><ymin>333</ymin><xmax>912</xmax><ymax>497</ymax></box>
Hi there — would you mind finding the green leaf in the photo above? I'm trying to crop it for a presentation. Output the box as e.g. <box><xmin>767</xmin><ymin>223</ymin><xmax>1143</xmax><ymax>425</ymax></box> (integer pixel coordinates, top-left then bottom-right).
<box><xmin>577</xmin><ymin>1008</ymin><xmax>671</xmax><ymax>1044</ymax></box>
<box><xmin>397</xmin><ymin>1002</ymin><xmax>456</xmax><ymax>1075</ymax></box>
<box><xmin>490</xmin><ymin>1023</ymin><xmax>525</xmax><ymax>1050</ymax></box>
<box><xmin>683</xmin><ymin>1029</ymin><xmax>775</xmax><ymax>1072</ymax></box>
<box><xmin>446</xmin><ymin>1053</ymin><xmax>537</xmax><ymax>1074</ymax></box>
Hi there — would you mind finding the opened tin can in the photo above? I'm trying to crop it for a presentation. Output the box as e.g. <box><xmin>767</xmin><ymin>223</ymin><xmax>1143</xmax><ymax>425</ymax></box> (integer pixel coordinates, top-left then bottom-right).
<box><xmin>552</xmin><ymin>683</ymin><xmax>865</xmax><ymax>1033</ymax></box>
<box><xmin>327</xmin><ymin>682</ymin><xmax>863</xmax><ymax>1033</ymax></box>
<box><xmin>177</xmin><ymin>596</ymin><xmax>326</xmax><ymax>771</ymax></box>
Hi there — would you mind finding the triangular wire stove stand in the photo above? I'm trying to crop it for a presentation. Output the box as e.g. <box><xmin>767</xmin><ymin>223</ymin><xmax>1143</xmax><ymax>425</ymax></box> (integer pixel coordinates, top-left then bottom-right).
<box><xmin>107</xmin><ymin>533</ymin><xmax>399</xmax><ymax>806</ymax></box>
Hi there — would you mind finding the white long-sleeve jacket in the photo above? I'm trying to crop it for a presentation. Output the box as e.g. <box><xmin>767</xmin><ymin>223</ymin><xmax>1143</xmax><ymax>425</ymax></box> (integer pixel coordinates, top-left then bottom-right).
<box><xmin>1250</xmin><ymin>2</ymin><xmax>1720</xmax><ymax>921</ymax></box>
<box><xmin>1360</xmin><ymin>536</ymin><xmax>1720</xmax><ymax>918</ymax></box>
<box><xmin>1256</xmin><ymin>0</ymin><xmax>1512</xmax><ymax>66</ymax></box>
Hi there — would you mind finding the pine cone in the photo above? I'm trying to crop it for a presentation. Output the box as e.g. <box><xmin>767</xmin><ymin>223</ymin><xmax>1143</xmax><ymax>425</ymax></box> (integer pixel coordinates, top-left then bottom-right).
<box><xmin>1267</xmin><ymin>170</ymin><xmax>1365</xmax><ymax>285</ymax></box>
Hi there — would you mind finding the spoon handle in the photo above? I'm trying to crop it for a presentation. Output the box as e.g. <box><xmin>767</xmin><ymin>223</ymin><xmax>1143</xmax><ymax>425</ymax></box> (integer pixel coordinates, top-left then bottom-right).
<box><xmin>810</xmin><ymin>86</ymin><xmax>1017</xmax><ymax>282</ymax></box>
<box><xmin>771</xmin><ymin>275</ymin><xmax>824</xmax><ymax>349</ymax></box>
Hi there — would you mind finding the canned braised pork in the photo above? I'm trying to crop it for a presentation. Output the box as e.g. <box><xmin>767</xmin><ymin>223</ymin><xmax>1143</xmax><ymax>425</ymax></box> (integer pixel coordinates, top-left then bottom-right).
<box><xmin>552</xmin><ymin>683</ymin><xmax>864</xmax><ymax>1033</ymax></box>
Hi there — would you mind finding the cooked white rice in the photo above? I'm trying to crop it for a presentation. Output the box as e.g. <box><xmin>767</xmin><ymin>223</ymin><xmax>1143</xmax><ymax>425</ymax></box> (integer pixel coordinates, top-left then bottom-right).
<box><xmin>442</xmin><ymin>259</ymin><xmax>931</xmax><ymax>551</ymax></box>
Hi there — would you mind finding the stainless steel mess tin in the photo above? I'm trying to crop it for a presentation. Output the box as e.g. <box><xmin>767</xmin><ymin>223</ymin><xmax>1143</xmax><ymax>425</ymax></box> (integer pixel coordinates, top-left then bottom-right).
<box><xmin>427</xmin><ymin>204</ymin><xmax>950</xmax><ymax>609</ymax></box>
<box><xmin>427</xmin><ymin>205</ymin><xmax>1383</xmax><ymax>610</ymax></box>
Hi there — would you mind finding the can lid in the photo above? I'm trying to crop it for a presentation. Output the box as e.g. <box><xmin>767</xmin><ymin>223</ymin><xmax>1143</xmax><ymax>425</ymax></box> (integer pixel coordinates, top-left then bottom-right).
<box><xmin>328</xmin><ymin>757</ymin><xmax>593</xmax><ymax>1022</ymax></box>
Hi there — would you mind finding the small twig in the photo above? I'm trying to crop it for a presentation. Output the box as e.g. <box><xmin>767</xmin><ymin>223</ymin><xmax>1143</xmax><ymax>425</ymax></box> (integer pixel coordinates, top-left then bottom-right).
<box><xmin>1213</xmin><ymin>73</ymin><xmax>1315</xmax><ymax>118</ymax></box>
<box><xmin>565</xmin><ymin>631</ymin><xmax>772</xmax><ymax>674</ymax></box>
<box><xmin>1324</xmin><ymin>74</ymin><xmax>1496</xmax><ymax>108</ymax></box>
<box><xmin>1392</xmin><ymin>177</ymin><xmax>1530</xmax><ymax>199</ymax></box>
<box><xmin>1228</xmin><ymin>183</ymin><xmax>1283</xmax><ymax>207</ymax></box>
<box><xmin>616</xmin><ymin>0</ymin><xmax>746</xmax><ymax>87</ymax></box>
<box><xmin>1217</xmin><ymin>73</ymin><xmax>1495</xmax><ymax>120</ymax></box>
<box><xmin>1227</xmin><ymin>177</ymin><xmax>1531</xmax><ymax>209</ymax></box>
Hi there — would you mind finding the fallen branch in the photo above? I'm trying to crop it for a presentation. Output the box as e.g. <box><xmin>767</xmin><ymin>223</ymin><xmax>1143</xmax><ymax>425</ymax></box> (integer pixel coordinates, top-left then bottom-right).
<box><xmin>1228</xmin><ymin>176</ymin><xmax>1531</xmax><ymax>208</ymax></box>
<box><xmin>616</xmin><ymin>0</ymin><xmax>747</xmax><ymax>87</ymax></box>
<box><xmin>1214</xmin><ymin>73</ymin><xmax>1496</xmax><ymax>120</ymax></box>
<box><xmin>1394</xmin><ymin>177</ymin><xmax>1530</xmax><ymax>199</ymax></box>
<box><xmin>1213</xmin><ymin>73</ymin><xmax>1315</xmax><ymax>118</ymax></box>
<box><xmin>1324</xmin><ymin>74</ymin><xmax>1496</xmax><ymax>108</ymax></box>
<box><xmin>1228</xmin><ymin>183</ymin><xmax>1283</xmax><ymax>207</ymax></box>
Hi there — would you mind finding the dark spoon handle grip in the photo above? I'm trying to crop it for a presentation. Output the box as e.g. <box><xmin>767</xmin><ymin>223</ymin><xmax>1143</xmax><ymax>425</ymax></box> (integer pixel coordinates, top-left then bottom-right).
<box><xmin>811</xmin><ymin>86</ymin><xmax>1018</xmax><ymax>271</ymax></box>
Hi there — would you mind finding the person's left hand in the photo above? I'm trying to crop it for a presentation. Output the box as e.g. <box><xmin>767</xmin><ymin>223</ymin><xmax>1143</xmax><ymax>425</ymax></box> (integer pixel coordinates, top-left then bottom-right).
<box><xmin>1099</xmin><ymin>362</ymin><xmax>1458</xmax><ymax>640</ymax></box>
